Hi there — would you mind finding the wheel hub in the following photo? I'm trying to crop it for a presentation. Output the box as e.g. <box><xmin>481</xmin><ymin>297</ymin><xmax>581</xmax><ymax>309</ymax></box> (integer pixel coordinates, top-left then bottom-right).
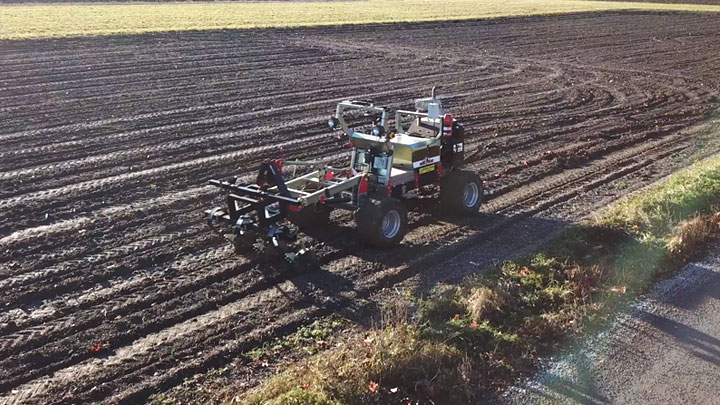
<box><xmin>463</xmin><ymin>182</ymin><xmax>479</xmax><ymax>207</ymax></box>
<box><xmin>382</xmin><ymin>210</ymin><xmax>401</xmax><ymax>239</ymax></box>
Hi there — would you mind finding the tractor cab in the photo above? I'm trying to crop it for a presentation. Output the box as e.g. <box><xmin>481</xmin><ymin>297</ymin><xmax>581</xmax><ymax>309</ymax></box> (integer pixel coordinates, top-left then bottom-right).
<box><xmin>393</xmin><ymin>92</ymin><xmax>465</xmax><ymax>170</ymax></box>
<box><xmin>388</xmin><ymin>95</ymin><xmax>445</xmax><ymax>170</ymax></box>
<box><xmin>329</xmin><ymin>89</ymin><xmax>465</xmax><ymax>195</ymax></box>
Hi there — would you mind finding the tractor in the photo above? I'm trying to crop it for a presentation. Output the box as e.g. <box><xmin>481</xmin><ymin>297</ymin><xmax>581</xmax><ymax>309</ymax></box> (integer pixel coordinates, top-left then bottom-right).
<box><xmin>204</xmin><ymin>89</ymin><xmax>482</xmax><ymax>268</ymax></box>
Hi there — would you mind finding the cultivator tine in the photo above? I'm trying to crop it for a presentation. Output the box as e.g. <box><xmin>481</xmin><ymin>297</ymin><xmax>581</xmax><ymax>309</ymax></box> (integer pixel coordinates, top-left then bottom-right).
<box><xmin>285</xmin><ymin>248</ymin><xmax>320</xmax><ymax>272</ymax></box>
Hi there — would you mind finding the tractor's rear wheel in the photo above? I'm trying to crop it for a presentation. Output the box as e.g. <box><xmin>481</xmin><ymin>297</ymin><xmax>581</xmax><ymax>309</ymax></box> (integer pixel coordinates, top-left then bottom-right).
<box><xmin>355</xmin><ymin>196</ymin><xmax>408</xmax><ymax>248</ymax></box>
<box><xmin>440</xmin><ymin>170</ymin><xmax>483</xmax><ymax>215</ymax></box>
<box><xmin>287</xmin><ymin>205</ymin><xmax>331</xmax><ymax>230</ymax></box>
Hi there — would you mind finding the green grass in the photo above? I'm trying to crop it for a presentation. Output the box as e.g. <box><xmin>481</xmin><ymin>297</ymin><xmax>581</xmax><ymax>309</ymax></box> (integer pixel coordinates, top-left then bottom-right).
<box><xmin>248</xmin><ymin>318</ymin><xmax>345</xmax><ymax>362</ymax></box>
<box><xmin>598</xmin><ymin>155</ymin><xmax>720</xmax><ymax>235</ymax></box>
<box><xmin>2</xmin><ymin>0</ymin><xmax>720</xmax><ymax>40</ymax></box>
<box><xmin>243</xmin><ymin>321</ymin><xmax>469</xmax><ymax>405</ymax></box>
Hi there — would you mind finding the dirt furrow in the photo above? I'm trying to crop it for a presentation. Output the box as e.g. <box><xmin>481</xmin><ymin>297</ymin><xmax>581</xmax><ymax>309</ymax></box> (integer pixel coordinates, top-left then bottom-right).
<box><xmin>1</xmin><ymin>115</ymin><xmax>707</xmax><ymax>402</ymax></box>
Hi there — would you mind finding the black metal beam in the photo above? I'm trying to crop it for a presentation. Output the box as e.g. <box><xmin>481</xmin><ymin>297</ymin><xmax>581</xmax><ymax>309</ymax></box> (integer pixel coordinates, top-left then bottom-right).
<box><xmin>209</xmin><ymin>179</ymin><xmax>301</xmax><ymax>205</ymax></box>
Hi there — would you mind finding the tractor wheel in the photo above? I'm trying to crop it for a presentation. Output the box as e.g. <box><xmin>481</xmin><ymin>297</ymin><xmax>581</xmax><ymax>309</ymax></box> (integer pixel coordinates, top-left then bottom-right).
<box><xmin>440</xmin><ymin>170</ymin><xmax>483</xmax><ymax>215</ymax></box>
<box><xmin>287</xmin><ymin>205</ymin><xmax>331</xmax><ymax>230</ymax></box>
<box><xmin>354</xmin><ymin>196</ymin><xmax>408</xmax><ymax>248</ymax></box>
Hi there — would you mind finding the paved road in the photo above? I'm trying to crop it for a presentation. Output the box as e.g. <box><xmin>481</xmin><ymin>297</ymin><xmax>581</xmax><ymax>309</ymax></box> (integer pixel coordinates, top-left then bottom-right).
<box><xmin>501</xmin><ymin>240</ymin><xmax>720</xmax><ymax>405</ymax></box>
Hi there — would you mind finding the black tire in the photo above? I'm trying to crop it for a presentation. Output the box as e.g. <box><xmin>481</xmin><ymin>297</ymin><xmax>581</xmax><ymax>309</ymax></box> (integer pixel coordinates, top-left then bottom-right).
<box><xmin>440</xmin><ymin>170</ymin><xmax>483</xmax><ymax>215</ymax></box>
<box><xmin>287</xmin><ymin>205</ymin><xmax>331</xmax><ymax>230</ymax></box>
<box><xmin>354</xmin><ymin>196</ymin><xmax>408</xmax><ymax>248</ymax></box>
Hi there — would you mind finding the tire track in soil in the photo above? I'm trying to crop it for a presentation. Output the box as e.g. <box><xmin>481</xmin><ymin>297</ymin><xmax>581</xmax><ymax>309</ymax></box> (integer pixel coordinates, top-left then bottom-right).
<box><xmin>0</xmin><ymin>64</ymin><xmax>478</xmax><ymax>155</ymax></box>
<box><xmin>0</xmin><ymin>162</ymin><xmax>350</xmax><ymax>347</ymax></box>
<box><xmin>0</xmin><ymin>154</ymin><xmax>350</xmax><ymax>280</ymax></box>
<box><xmin>0</xmin><ymin>64</ymin><xmax>592</xmax><ymax>215</ymax></box>
<box><xmin>0</xmin><ymin>67</ymin><xmax>472</xmax><ymax>162</ymax></box>
<box><xmin>0</xmin><ymin>51</ymin><xmax>348</xmax><ymax>96</ymax></box>
<box><xmin>2</xmin><ymin>67</ymin><xmax>564</xmax><ymax>235</ymax></box>
<box><xmin>0</xmin><ymin>67</ymin><xmax>520</xmax><ymax>184</ymax></box>
<box><xmin>0</xmin><ymin>158</ymin><xmax>359</xmax><ymax>359</ymax></box>
<box><xmin>2</xmin><ymin>12</ymin><xmax>720</xmax><ymax>404</ymax></box>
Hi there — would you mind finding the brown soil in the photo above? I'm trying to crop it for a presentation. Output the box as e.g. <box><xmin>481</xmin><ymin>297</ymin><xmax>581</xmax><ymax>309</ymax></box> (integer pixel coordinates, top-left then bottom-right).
<box><xmin>0</xmin><ymin>11</ymin><xmax>719</xmax><ymax>404</ymax></box>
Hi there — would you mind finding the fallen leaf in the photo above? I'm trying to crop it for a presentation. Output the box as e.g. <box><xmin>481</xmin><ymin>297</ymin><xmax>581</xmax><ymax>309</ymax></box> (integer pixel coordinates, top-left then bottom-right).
<box><xmin>609</xmin><ymin>285</ymin><xmax>627</xmax><ymax>294</ymax></box>
<box><xmin>368</xmin><ymin>381</ymin><xmax>379</xmax><ymax>393</ymax></box>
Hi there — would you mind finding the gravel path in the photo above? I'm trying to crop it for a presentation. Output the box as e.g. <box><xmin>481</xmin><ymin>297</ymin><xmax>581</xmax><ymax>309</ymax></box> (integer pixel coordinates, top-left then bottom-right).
<box><xmin>501</xmin><ymin>240</ymin><xmax>720</xmax><ymax>405</ymax></box>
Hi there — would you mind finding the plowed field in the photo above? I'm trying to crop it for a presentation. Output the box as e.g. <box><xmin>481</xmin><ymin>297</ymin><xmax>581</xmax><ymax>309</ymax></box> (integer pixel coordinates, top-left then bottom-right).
<box><xmin>1</xmin><ymin>11</ymin><xmax>719</xmax><ymax>404</ymax></box>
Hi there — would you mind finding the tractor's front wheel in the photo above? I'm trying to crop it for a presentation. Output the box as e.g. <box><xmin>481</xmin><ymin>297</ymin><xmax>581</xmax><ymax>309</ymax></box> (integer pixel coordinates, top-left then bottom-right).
<box><xmin>440</xmin><ymin>170</ymin><xmax>483</xmax><ymax>215</ymax></box>
<box><xmin>354</xmin><ymin>197</ymin><xmax>408</xmax><ymax>248</ymax></box>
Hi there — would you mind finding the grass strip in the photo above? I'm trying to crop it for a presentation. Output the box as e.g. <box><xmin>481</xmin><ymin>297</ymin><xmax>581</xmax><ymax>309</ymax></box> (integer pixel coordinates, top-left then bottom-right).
<box><xmin>227</xmin><ymin>153</ymin><xmax>720</xmax><ymax>405</ymax></box>
<box><xmin>1</xmin><ymin>0</ymin><xmax>720</xmax><ymax>40</ymax></box>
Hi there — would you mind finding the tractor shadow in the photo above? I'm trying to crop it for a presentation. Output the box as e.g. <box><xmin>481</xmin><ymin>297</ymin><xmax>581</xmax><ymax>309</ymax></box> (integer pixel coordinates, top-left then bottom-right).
<box><xmin>276</xmin><ymin>193</ymin><xmax>578</xmax><ymax>332</ymax></box>
<box><xmin>404</xmin><ymin>209</ymin><xmax>574</xmax><ymax>297</ymax></box>
<box><xmin>298</xmin><ymin>201</ymin><xmax>574</xmax><ymax>297</ymax></box>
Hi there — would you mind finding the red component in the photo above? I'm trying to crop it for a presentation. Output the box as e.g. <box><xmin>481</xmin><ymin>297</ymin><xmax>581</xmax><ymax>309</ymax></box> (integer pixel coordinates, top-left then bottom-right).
<box><xmin>288</xmin><ymin>205</ymin><xmax>302</xmax><ymax>212</ymax></box>
<box><xmin>387</xmin><ymin>181</ymin><xmax>392</xmax><ymax>196</ymax></box>
<box><xmin>442</xmin><ymin>114</ymin><xmax>454</xmax><ymax>137</ymax></box>
<box><xmin>437</xmin><ymin>162</ymin><xmax>444</xmax><ymax>178</ymax></box>
<box><xmin>322</xmin><ymin>171</ymin><xmax>335</xmax><ymax>181</ymax></box>
<box><xmin>414</xmin><ymin>170</ymin><xmax>419</xmax><ymax>189</ymax></box>
<box><xmin>271</xmin><ymin>158</ymin><xmax>284</xmax><ymax>172</ymax></box>
<box><xmin>358</xmin><ymin>174</ymin><xmax>368</xmax><ymax>194</ymax></box>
